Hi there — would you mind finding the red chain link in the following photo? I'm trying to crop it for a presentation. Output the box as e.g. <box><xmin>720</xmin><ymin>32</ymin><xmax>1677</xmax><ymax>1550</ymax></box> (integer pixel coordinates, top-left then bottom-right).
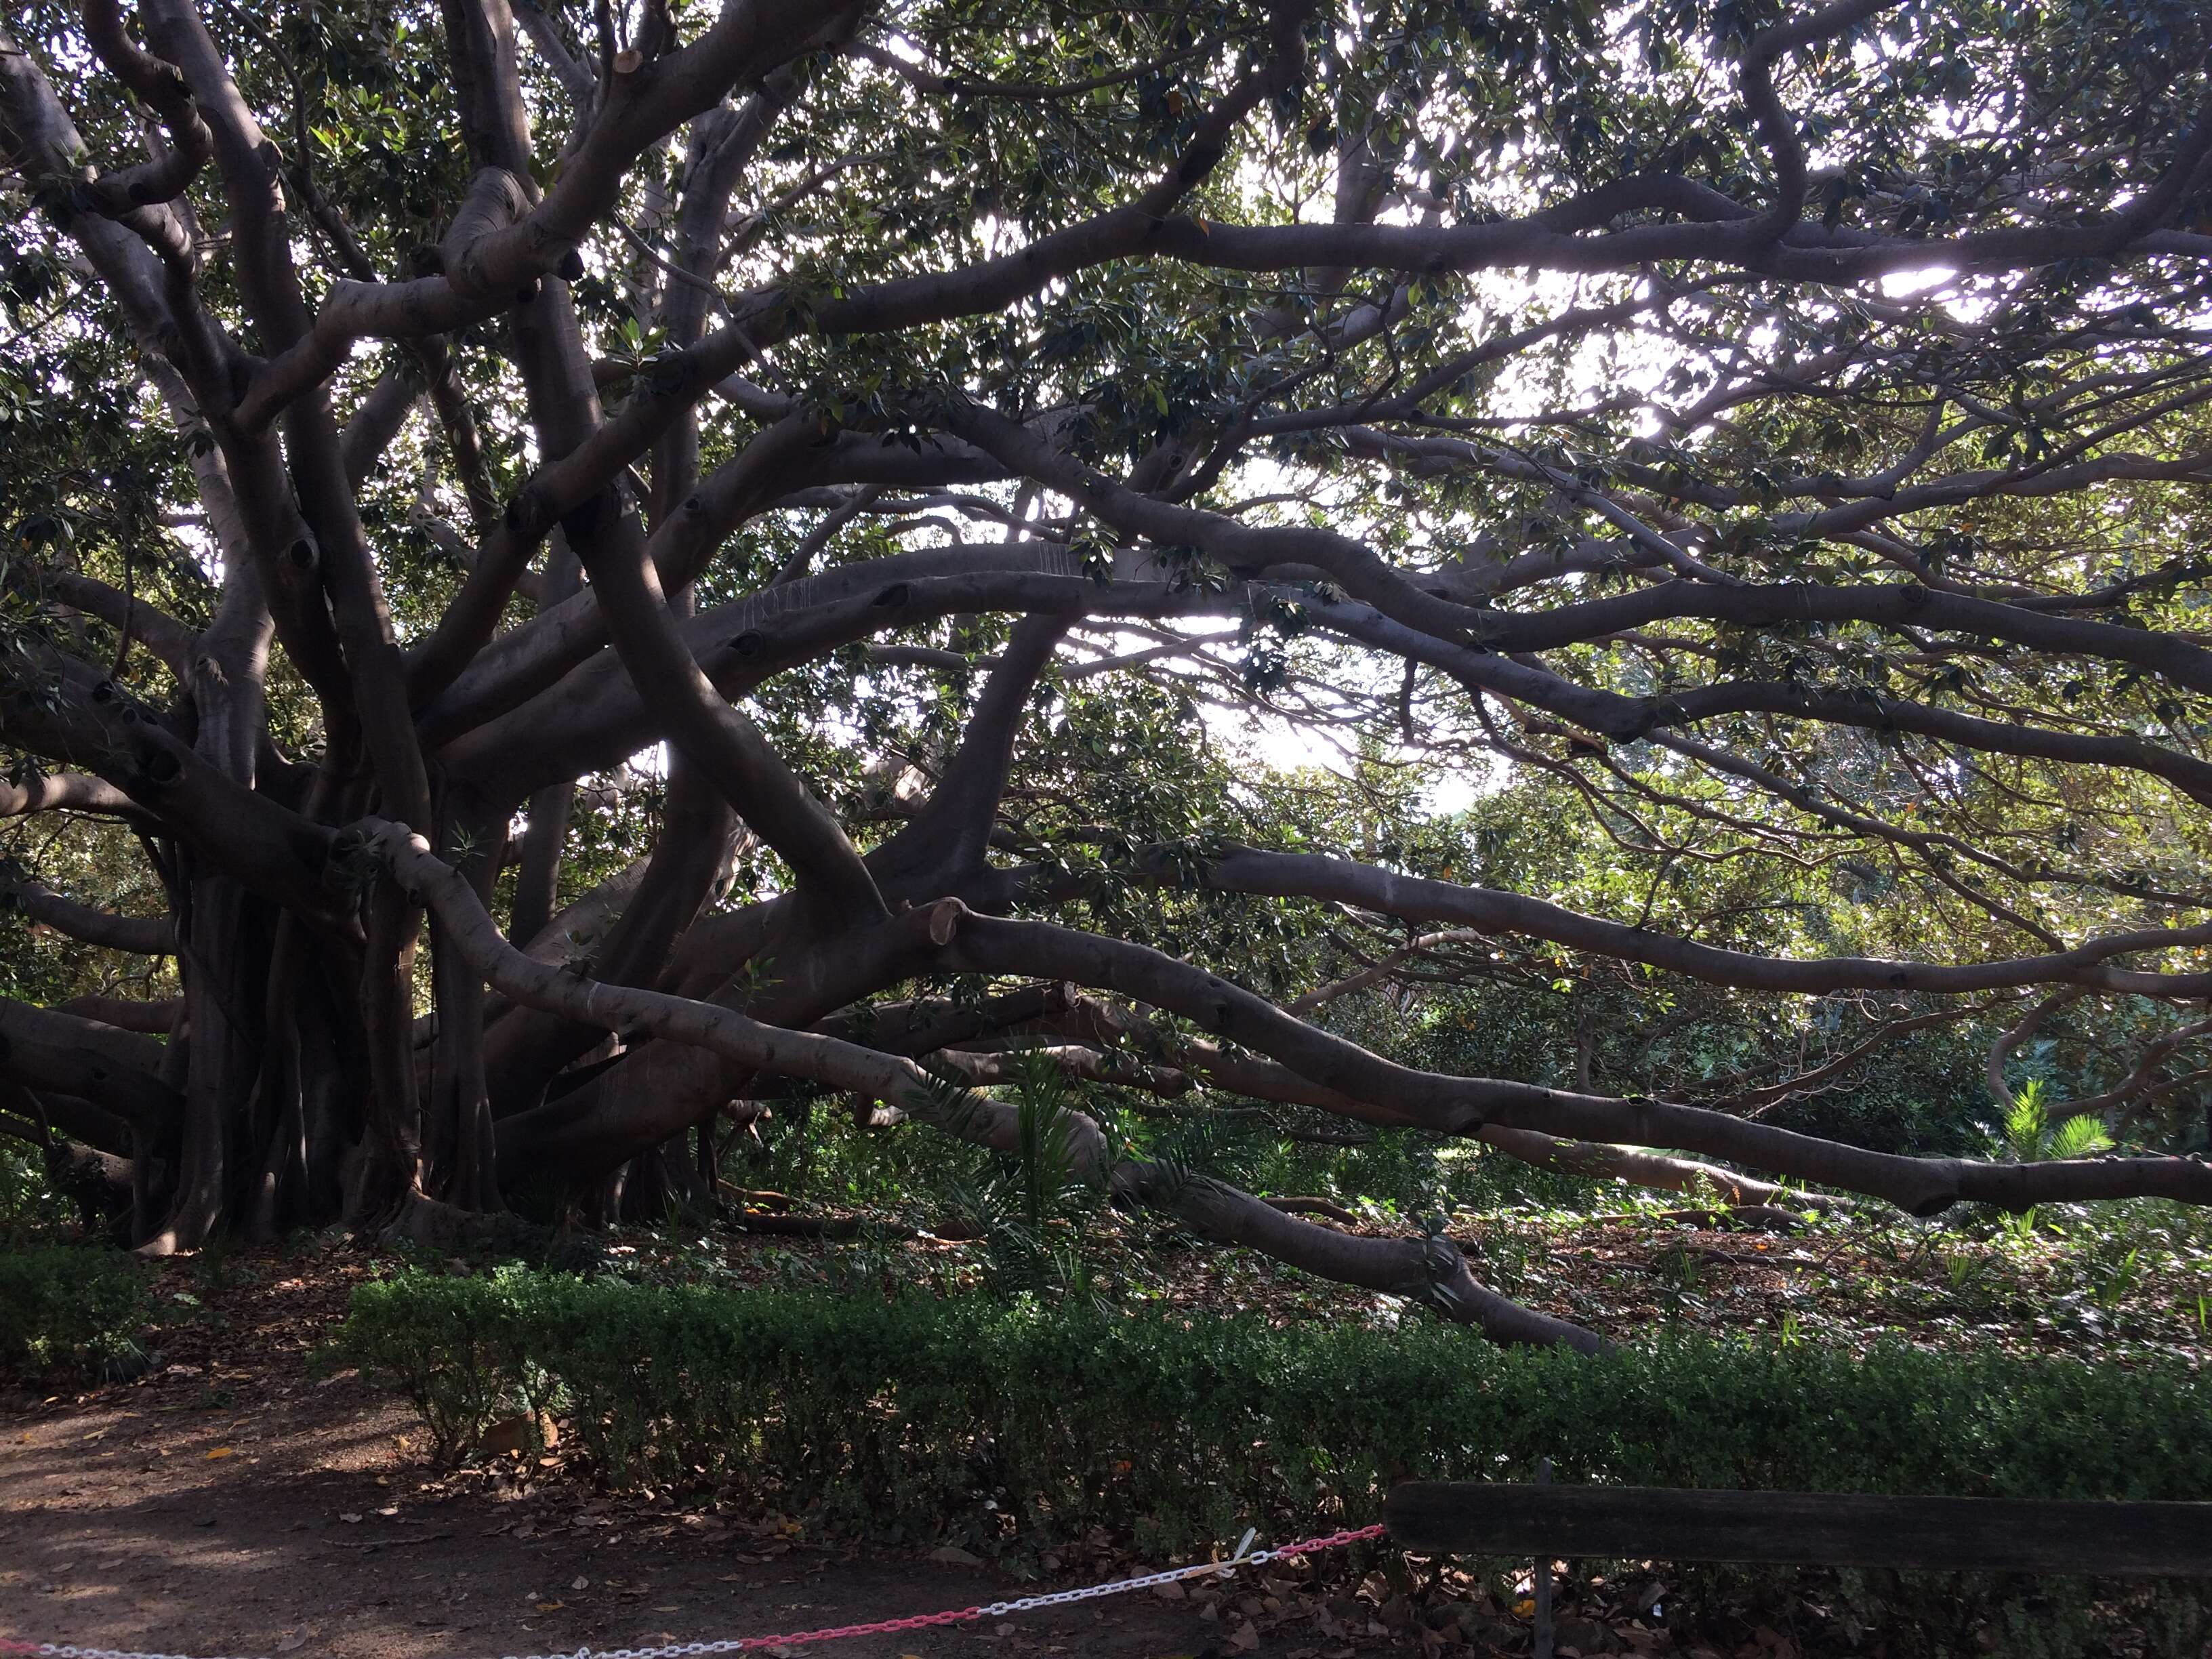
<box><xmin>1265</xmin><ymin>1524</ymin><xmax>1389</xmax><ymax>1557</ymax></box>
<box><xmin>733</xmin><ymin>1605</ymin><xmax>982</xmax><ymax>1650</ymax></box>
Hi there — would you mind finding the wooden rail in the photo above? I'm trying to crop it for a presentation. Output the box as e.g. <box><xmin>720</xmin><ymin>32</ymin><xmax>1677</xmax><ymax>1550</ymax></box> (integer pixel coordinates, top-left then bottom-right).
<box><xmin>1384</xmin><ymin>1482</ymin><xmax>2212</xmax><ymax>1578</ymax></box>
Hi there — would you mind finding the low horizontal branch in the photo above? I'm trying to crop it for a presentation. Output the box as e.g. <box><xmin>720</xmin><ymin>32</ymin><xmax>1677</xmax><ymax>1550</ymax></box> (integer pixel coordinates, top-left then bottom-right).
<box><xmin>56</xmin><ymin>994</ymin><xmax>183</xmax><ymax>1034</ymax></box>
<box><xmin>938</xmin><ymin>907</ymin><xmax>2212</xmax><ymax>1216</ymax></box>
<box><xmin>1383</xmin><ymin>1481</ymin><xmax>2212</xmax><ymax>1577</ymax></box>
<box><xmin>0</xmin><ymin>998</ymin><xmax>181</xmax><ymax>1127</ymax></box>
<box><xmin>0</xmin><ymin>773</ymin><xmax>142</xmax><ymax>819</ymax></box>
<box><xmin>3</xmin><ymin>876</ymin><xmax>174</xmax><ymax>955</ymax></box>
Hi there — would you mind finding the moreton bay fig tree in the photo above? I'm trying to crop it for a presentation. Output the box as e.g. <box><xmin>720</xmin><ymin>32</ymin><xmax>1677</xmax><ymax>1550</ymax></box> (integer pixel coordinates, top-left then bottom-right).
<box><xmin>4</xmin><ymin>0</ymin><xmax>2212</xmax><ymax>1348</ymax></box>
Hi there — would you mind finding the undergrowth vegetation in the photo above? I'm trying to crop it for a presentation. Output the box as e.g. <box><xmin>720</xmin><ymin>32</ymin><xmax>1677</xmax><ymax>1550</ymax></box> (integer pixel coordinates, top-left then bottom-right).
<box><xmin>0</xmin><ymin>1242</ymin><xmax>148</xmax><ymax>1376</ymax></box>
<box><xmin>646</xmin><ymin>1088</ymin><xmax>2212</xmax><ymax>1365</ymax></box>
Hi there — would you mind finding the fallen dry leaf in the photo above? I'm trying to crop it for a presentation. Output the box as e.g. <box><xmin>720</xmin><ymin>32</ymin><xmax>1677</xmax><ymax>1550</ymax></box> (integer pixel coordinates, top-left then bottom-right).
<box><xmin>482</xmin><ymin>1414</ymin><xmax>560</xmax><ymax>1456</ymax></box>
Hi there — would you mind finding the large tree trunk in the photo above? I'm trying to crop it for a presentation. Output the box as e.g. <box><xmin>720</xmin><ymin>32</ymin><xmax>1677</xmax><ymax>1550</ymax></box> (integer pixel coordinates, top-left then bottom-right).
<box><xmin>149</xmin><ymin>867</ymin><xmax>266</xmax><ymax>1253</ymax></box>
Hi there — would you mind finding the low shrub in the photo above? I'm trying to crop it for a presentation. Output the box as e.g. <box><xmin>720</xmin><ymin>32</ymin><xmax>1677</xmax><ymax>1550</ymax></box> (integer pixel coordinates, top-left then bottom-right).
<box><xmin>0</xmin><ymin>1242</ymin><xmax>149</xmax><ymax>1376</ymax></box>
<box><xmin>0</xmin><ymin>1141</ymin><xmax>75</xmax><ymax>1237</ymax></box>
<box><xmin>346</xmin><ymin>1268</ymin><xmax>2212</xmax><ymax>1549</ymax></box>
<box><xmin>348</xmin><ymin>1270</ymin><xmax>2212</xmax><ymax>1654</ymax></box>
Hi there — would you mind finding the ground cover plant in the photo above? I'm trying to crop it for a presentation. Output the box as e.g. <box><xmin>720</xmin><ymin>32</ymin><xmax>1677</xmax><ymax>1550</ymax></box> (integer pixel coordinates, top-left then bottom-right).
<box><xmin>0</xmin><ymin>1240</ymin><xmax>148</xmax><ymax>1374</ymax></box>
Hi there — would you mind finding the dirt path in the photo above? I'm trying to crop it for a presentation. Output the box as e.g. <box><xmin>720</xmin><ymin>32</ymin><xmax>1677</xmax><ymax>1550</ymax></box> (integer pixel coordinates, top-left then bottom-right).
<box><xmin>0</xmin><ymin>1363</ymin><xmax>1315</xmax><ymax>1659</ymax></box>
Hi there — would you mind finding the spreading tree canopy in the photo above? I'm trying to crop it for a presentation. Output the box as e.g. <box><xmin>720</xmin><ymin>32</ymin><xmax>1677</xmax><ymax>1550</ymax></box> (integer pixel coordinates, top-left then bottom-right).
<box><xmin>4</xmin><ymin>0</ymin><xmax>2212</xmax><ymax>1347</ymax></box>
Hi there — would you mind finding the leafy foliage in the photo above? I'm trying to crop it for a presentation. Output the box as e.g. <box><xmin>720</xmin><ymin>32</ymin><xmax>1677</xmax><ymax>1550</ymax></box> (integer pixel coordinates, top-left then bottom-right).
<box><xmin>2002</xmin><ymin>1081</ymin><xmax>2117</xmax><ymax>1165</ymax></box>
<box><xmin>0</xmin><ymin>1242</ymin><xmax>148</xmax><ymax>1376</ymax></box>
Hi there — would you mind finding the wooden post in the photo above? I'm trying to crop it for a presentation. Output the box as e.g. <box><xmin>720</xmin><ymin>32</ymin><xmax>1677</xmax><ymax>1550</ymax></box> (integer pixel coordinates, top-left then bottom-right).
<box><xmin>1384</xmin><ymin>1483</ymin><xmax>2212</xmax><ymax>1578</ymax></box>
<box><xmin>1531</xmin><ymin>1458</ymin><xmax>1554</xmax><ymax>1659</ymax></box>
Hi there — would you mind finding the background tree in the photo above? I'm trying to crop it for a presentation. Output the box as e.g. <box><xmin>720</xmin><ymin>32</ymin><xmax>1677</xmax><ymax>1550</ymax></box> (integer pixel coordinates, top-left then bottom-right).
<box><xmin>5</xmin><ymin>0</ymin><xmax>2212</xmax><ymax>1349</ymax></box>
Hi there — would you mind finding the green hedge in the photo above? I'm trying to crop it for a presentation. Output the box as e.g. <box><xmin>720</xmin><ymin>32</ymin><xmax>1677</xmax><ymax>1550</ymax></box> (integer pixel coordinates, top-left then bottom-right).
<box><xmin>0</xmin><ymin>1243</ymin><xmax>148</xmax><ymax>1375</ymax></box>
<box><xmin>346</xmin><ymin>1268</ymin><xmax>2212</xmax><ymax>1556</ymax></box>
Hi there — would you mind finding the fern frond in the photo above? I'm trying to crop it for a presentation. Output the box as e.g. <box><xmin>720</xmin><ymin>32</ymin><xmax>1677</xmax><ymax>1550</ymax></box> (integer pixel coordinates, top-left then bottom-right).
<box><xmin>2004</xmin><ymin>1080</ymin><xmax>2050</xmax><ymax>1160</ymax></box>
<box><xmin>2049</xmin><ymin>1113</ymin><xmax>2114</xmax><ymax>1160</ymax></box>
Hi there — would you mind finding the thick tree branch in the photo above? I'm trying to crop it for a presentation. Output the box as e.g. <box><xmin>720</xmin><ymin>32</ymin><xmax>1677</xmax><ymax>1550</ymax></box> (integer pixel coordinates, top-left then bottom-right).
<box><xmin>1189</xmin><ymin>846</ymin><xmax>2212</xmax><ymax>999</ymax></box>
<box><xmin>0</xmin><ymin>996</ymin><xmax>181</xmax><ymax>1126</ymax></box>
<box><xmin>0</xmin><ymin>870</ymin><xmax>173</xmax><ymax>955</ymax></box>
<box><xmin>936</xmin><ymin>908</ymin><xmax>2212</xmax><ymax>1215</ymax></box>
